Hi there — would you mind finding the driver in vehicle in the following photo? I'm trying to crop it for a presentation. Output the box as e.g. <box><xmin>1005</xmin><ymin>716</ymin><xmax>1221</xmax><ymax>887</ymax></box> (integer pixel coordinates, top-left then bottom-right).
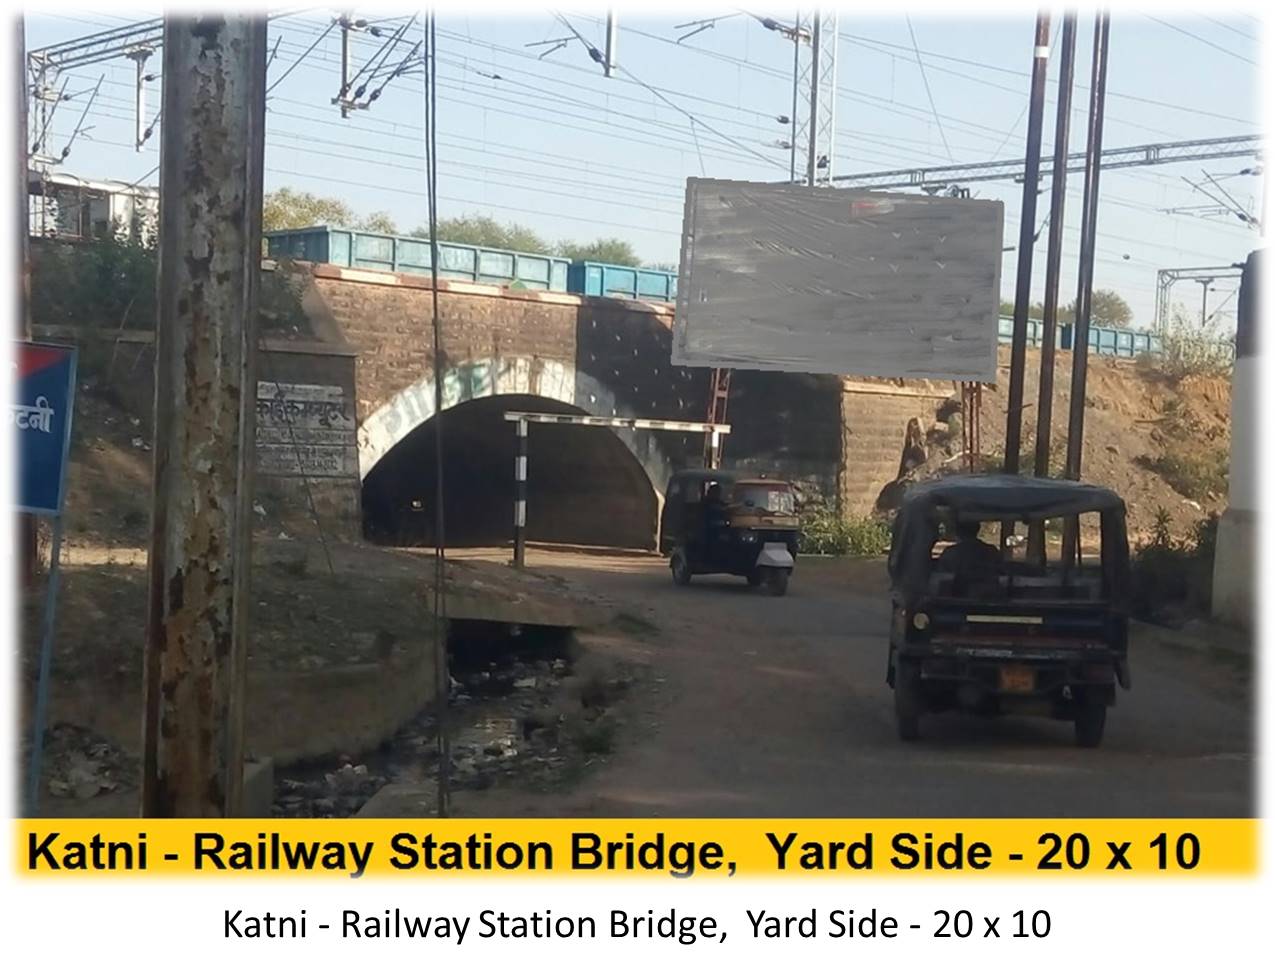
<box><xmin>936</xmin><ymin>520</ymin><xmax>1001</xmax><ymax>594</ymax></box>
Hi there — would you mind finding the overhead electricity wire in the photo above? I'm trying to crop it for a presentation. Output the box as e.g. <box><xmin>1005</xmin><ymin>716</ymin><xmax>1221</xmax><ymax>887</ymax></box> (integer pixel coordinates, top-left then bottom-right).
<box><xmin>1144</xmin><ymin>15</ymin><xmax>1258</xmax><ymax>65</ymax></box>
<box><xmin>421</xmin><ymin>10</ymin><xmax>451</xmax><ymax>820</ymax></box>
<box><xmin>843</xmin><ymin>30</ymin><xmax>1255</xmax><ymax>127</ymax></box>
<box><xmin>266</xmin><ymin>19</ymin><xmax>335</xmax><ymax>94</ymax></box>
<box><xmin>904</xmin><ymin>15</ymin><xmax>954</xmax><ymax>162</ymax></box>
<box><xmin>552</xmin><ymin>10</ymin><xmax>787</xmax><ymax>171</ymax></box>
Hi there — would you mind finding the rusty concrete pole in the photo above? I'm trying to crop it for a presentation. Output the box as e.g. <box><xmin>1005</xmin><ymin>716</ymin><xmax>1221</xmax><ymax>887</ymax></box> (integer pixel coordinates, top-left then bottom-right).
<box><xmin>1002</xmin><ymin>12</ymin><xmax>1051</xmax><ymax>476</ymax></box>
<box><xmin>142</xmin><ymin>15</ymin><xmax>267</xmax><ymax>817</ymax></box>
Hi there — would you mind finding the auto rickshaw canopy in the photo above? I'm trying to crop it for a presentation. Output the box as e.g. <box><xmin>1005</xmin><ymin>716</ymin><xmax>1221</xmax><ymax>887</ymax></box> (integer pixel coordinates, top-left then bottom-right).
<box><xmin>888</xmin><ymin>473</ymin><xmax>1130</xmax><ymax>600</ymax></box>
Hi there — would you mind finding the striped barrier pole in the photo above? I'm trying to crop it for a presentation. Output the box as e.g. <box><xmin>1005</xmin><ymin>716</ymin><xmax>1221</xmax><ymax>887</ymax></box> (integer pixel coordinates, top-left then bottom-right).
<box><xmin>514</xmin><ymin>418</ymin><xmax>527</xmax><ymax>568</ymax></box>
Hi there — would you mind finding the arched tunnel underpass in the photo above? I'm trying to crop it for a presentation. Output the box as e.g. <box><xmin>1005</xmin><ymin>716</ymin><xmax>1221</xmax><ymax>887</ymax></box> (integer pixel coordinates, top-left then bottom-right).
<box><xmin>361</xmin><ymin>394</ymin><xmax>660</xmax><ymax>550</ymax></box>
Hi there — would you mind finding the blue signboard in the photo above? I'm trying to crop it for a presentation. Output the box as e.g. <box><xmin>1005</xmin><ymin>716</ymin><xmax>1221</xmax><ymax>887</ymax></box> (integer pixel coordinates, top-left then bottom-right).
<box><xmin>13</xmin><ymin>341</ymin><xmax>77</xmax><ymax>516</ymax></box>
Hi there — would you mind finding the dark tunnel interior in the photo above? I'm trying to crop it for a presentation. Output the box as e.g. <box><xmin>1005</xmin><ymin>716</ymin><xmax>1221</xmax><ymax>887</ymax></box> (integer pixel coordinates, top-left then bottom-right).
<box><xmin>361</xmin><ymin>394</ymin><xmax>659</xmax><ymax>550</ymax></box>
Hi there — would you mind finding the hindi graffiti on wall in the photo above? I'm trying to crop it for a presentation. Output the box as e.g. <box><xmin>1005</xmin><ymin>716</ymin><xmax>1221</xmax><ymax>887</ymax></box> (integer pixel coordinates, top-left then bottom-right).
<box><xmin>256</xmin><ymin>381</ymin><xmax>358</xmax><ymax>479</ymax></box>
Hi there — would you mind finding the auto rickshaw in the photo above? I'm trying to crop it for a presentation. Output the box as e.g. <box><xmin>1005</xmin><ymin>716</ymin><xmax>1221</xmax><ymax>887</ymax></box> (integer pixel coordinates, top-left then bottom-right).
<box><xmin>886</xmin><ymin>474</ymin><xmax>1131</xmax><ymax>747</ymax></box>
<box><xmin>660</xmin><ymin>470</ymin><xmax>799</xmax><ymax>595</ymax></box>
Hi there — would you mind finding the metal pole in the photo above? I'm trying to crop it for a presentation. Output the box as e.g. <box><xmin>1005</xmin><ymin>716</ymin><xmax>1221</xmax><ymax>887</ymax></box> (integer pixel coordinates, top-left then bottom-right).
<box><xmin>130</xmin><ymin>49</ymin><xmax>149</xmax><ymax>150</ymax></box>
<box><xmin>17</xmin><ymin>16</ymin><xmax>37</xmax><ymax>590</ymax></box>
<box><xmin>1200</xmin><ymin>279</ymin><xmax>1212</xmax><ymax>327</ymax></box>
<box><xmin>1063</xmin><ymin>11</ymin><xmax>1111</xmax><ymax>562</ymax></box>
<box><xmin>17</xmin><ymin>16</ymin><xmax>30</xmax><ymax>336</ymax></box>
<box><xmin>339</xmin><ymin>14</ymin><xmax>351</xmax><ymax>118</ymax></box>
<box><xmin>790</xmin><ymin>11</ymin><xmax>800</xmax><ymax>183</ymax></box>
<box><xmin>604</xmin><ymin>12</ymin><xmax>617</xmax><ymax>78</ymax></box>
<box><xmin>142</xmin><ymin>14</ymin><xmax>267</xmax><ymax>818</ymax></box>
<box><xmin>1033</xmin><ymin>13</ymin><xmax>1077</xmax><ymax>483</ymax></box>
<box><xmin>24</xmin><ymin>520</ymin><xmax>64</xmax><ymax>815</ymax></box>
<box><xmin>1002</xmin><ymin>11</ymin><xmax>1051</xmax><ymax>476</ymax></box>
<box><xmin>514</xmin><ymin>418</ymin><xmax>527</xmax><ymax>567</ymax></box>
<box><xmin>805</xmin><ymin>11</ymin><xmax>821</xmax><ymax>187</ymax></box>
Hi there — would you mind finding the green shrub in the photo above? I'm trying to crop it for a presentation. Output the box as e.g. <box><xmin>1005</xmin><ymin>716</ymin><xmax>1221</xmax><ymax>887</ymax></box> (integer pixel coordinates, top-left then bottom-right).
<box><xmin>1130</xmin><ymin>507</ymin><xmax>1217</xmax><ymax>620</ymax></box>
<box><xmin>799</xmin><ymin>496</ymin><xmax>892</xmax><ymax>556</ymax></box>
<box><xmin>1140</xmin><ymin>306</ymin><xmax>1234</xmax><ymax>382</ymax></box>
<box><xmin>1138</xmin><ymin>447</ymin><xmax>1228</xmax><ymax>501</ymax></box>
<box><xmin>32</xmin><ymin>218</ymin><xmax>158</xmax><ymax>331</ymax></box>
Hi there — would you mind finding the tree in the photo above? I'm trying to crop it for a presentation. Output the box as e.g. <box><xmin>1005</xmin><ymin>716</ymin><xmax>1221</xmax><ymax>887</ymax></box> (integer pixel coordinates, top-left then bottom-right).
<box><xmin>1086</xmin><ymin>288</ymin><xmax>1133</xmax><ymax>328</ymax></box>
<box><xmin>262</xmin><ymin>188</ymin><xmax>398</xmax><ymax>234</ymax></box>
<box><xmin>412</xmin><ymin>214</ymin><xmax>551</xmax><ymax>253</ymax></box>
<box><xmin>646</xmin><ymin>261</ymin><xmax>679</xmax><ymax>273</ymax></box>
<box><xmin>1000</xmin><ymin>299</ymin><xmax>1047</xmax><ymax>319</ymax></box>
<box><xmin>1001</xmin><ymin>290</ymin><xmax>1132</xmax><ymax>328</ymax></box>
<box><xmin>554</xmin><ymin>237</ymin><xmax>640</xmax><ymax>265</ymax></box>
<box><xmin>361</xmin><ymin>211</ymin><xmax>399</xmax><ymax>235</ymax></box>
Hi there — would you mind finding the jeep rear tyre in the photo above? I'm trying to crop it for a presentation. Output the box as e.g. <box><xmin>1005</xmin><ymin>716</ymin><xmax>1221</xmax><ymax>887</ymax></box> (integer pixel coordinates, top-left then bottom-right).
<box><xmin>1074</xmin><ymin>702</ymin><xmax>1107</xmax><ymax>748</ymax></box>
<box><xmin>894</xmin><ymin>661</ymin><xmax>922</xmax><ymax>742</ymax></box>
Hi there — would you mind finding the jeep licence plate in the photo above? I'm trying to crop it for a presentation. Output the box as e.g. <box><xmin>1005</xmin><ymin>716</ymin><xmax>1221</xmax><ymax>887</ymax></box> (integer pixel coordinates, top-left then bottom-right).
<box><xmin>998</xmin><ymin>665</ymin><xmax>1036</xmax><ymax>693</ymax></box>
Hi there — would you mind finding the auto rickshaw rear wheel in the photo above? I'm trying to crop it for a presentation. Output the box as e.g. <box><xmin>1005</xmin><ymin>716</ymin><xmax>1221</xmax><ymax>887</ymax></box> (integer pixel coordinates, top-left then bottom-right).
<box><xmin>1073</xmin><ymin>700</ymin><xmax>1107</xmax><ymax>748</ymax></box>
<box><xmin>894</xmin><ymin>661</ymin><xmax>922</xmax><ymax>741</ymax></box>
<box><xmin>670</xmin><ymin>551</ymin><xmax>692</xmax><ymax>586</ymax></box>
<box><xmin>764</xmin><ymin>568</ymin><xmax>789</xmax><ymax>596</ymax></box>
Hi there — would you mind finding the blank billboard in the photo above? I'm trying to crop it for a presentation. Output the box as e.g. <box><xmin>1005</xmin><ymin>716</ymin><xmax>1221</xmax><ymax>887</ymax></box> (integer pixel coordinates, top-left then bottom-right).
<box><xmin>672</xmin><ymin>178</ymin><xmax>1003</xmax><ymax>381</ymax></box>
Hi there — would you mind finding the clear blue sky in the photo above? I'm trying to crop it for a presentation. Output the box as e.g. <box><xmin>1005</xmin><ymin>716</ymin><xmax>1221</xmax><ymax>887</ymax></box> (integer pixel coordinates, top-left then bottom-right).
<box><xmin>26</xmin><ymin>6</ymin><xmax>1264</xmax><ymax>329</ymax></box>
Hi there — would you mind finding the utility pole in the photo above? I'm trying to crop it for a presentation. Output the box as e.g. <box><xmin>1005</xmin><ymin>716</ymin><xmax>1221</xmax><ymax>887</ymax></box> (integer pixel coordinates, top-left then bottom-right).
<box><xmin>16</xmin><ymin>15</ymin><xmax>30</xmax><ymax>337</ymax></box>
<box><xmin>1033</xmin><ymin>13</ymin><xmax>1077</xmax><ymax>485</ymax></box>
<box><xmin>1199</xmin><ymin>278</ymin><xmax>1213</xmax><ymax>327</ymax></box>
<box><xmin>1063</xmin><ymin>11</ymin><xmax>1111</xmax><ymax>563</ymax></box>
<box><xmin>604</xmin><ymin>12</ymin><xmax>617</xmax><ymax>78</ymax></box>
<box><xmin>338</xmin><ymin>12</ymin><xmax>352</xmax><ymax>117</ymax></box>
<box><xmin>1002</xmin><ymin>11</ymin><xmax>1050</xmax><ymax>477</ymax></box>
<box><xmin>17</xmin><ymin>14</ymin><xmax>37</xmax><ymax>590</ymax></box>
<box><xmin>142</xmin><ymin>14</ymin><xmax>267</xmax><ymax>817</ymax></box>
<box><xmin>127</xmin><ymin>47</ymin><xmax>152</xmax><ymax>151</ymax></box>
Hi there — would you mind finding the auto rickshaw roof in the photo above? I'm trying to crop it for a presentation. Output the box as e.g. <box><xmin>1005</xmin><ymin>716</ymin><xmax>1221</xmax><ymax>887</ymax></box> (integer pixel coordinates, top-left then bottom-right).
<box><xmin>897</xmin><ymin>474</ymin><xmax>1126</xmax><ymax>520</ymax></box>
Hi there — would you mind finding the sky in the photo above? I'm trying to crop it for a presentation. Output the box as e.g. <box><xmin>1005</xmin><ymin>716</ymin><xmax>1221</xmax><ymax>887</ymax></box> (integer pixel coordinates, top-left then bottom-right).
<box><xmin>24</xmin><ymin>5</ymin><xmax>1265</xmax><ymax>330</ymax></box>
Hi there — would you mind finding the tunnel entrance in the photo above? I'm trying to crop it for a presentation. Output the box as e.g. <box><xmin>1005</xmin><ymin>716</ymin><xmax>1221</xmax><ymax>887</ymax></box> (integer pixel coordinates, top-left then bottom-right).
<box><xmin>361</xmin><ymin>394</ymin><xmax>659</xmax><ymax>550</ymax></box>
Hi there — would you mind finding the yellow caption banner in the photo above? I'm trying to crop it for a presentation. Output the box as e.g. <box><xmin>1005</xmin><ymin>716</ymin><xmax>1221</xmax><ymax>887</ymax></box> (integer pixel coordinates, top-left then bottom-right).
<box><xmin>16</xmin><ymin>819</ymin><xmax>1259</xmax><ymax>879</ymax></box>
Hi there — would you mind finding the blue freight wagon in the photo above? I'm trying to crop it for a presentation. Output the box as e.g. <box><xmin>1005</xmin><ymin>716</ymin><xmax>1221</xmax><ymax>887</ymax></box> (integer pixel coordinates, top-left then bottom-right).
<box><xmin>997</xmin><ymin>316</ymin><xmax>1049</xmax><ymax>348</ymax></box>
<box><xmin>567</xmin><ymin>261</ymin><xmax>678</xmax><ymax>302</ymax></box>
<box><xmin>265</xmin><ymin>226</ymin><xmax>571</xmax><ymax>293</ymax></box>
<box><xmin>1058</xmin><ymin>323</ymin><xmax>1162</xmax><ymax>358</ymax></box>
<box><xmin>997</xmin><ymin>316</ymin><xmax>1162</xmax><ymax>358</ymax></box>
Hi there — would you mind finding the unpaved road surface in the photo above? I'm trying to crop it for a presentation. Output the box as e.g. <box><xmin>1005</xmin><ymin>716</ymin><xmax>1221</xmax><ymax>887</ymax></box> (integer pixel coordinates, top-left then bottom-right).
<box><xmin>449</xmin><ymin>548</ymin><xmax>1255</xmax><ymax>818</ymax></box>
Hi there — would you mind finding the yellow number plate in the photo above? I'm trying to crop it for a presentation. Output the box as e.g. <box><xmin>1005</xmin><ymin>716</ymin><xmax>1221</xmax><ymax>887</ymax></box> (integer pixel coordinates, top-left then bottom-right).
<box><xmin>998</xmin><ymin>665</ymin><xmax>1036</xmax><ymax>693</ymax></box>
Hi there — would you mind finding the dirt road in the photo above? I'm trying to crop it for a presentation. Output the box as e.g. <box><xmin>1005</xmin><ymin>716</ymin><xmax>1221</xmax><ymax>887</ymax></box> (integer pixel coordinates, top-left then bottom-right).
<box><xmin>449</xmin><ymin>548</ymin><xmax>1255</xmax><ymax>818</ymax></box>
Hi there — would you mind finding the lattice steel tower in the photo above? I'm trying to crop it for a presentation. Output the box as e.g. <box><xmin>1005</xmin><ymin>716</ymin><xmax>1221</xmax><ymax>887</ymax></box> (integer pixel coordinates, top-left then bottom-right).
<box><xmin>790</xmin><ymin>9</ymin><xmax>838</xmax><ymax>187</ymax></box>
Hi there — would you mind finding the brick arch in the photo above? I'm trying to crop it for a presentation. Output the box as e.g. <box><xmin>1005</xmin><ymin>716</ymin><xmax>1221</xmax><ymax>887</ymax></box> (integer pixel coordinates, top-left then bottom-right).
<box><xmin>357</xmin><ymin>355</ymin><xmax>674</xmax><ymax>497</ymax></box>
